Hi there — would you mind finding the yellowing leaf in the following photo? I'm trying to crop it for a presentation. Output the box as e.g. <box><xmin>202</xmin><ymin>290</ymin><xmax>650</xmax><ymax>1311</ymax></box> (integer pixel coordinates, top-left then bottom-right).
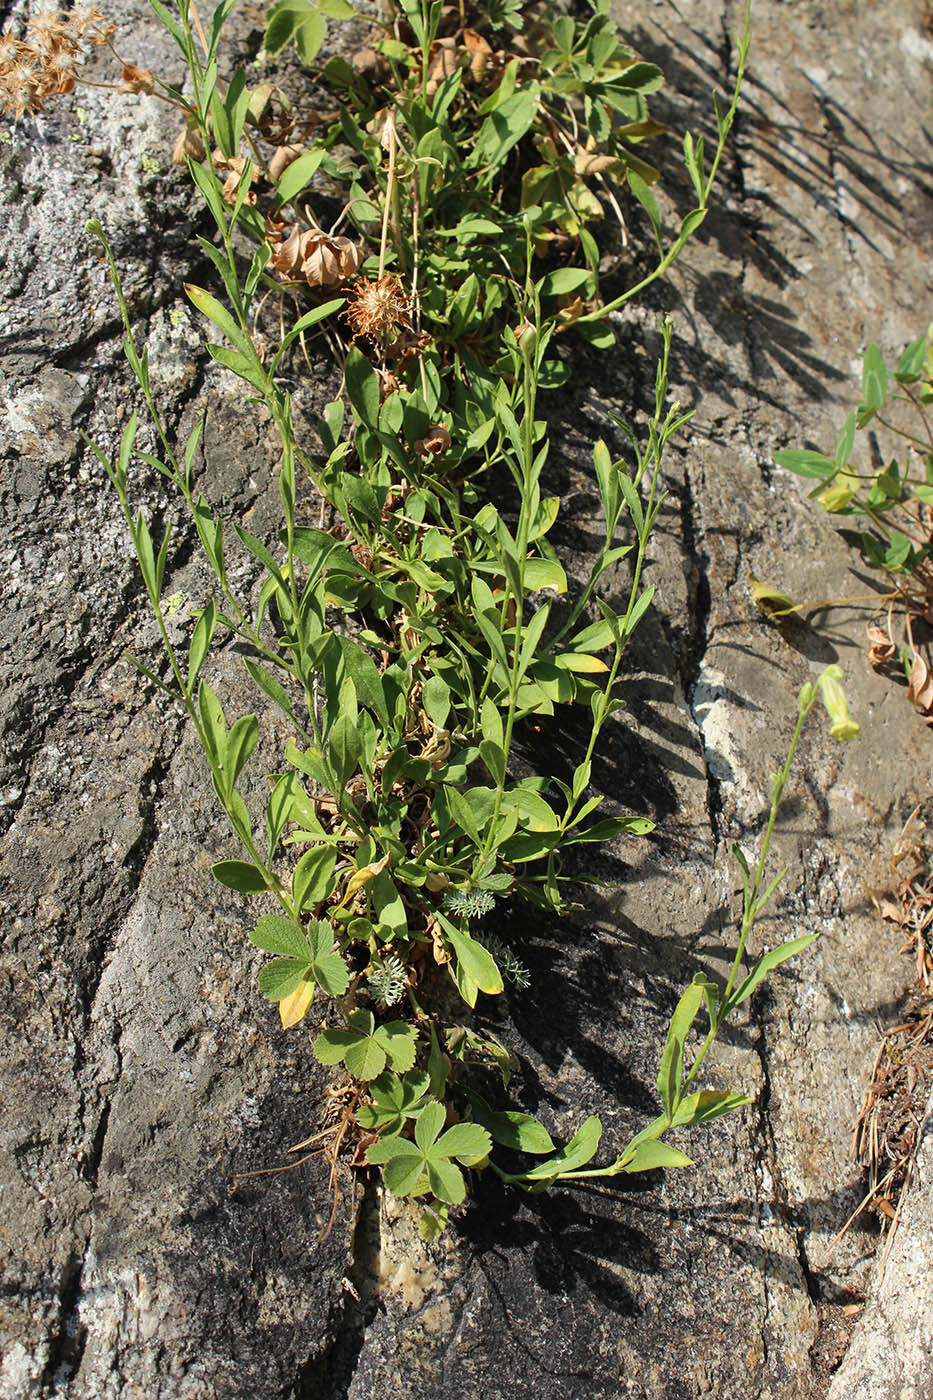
<box><xmin>342</xmin><ymin>852</ymin><xmax>390</xmax><ymax>902</ymax></box>
<box><xmin>553</xmin><ymin>652</ymin><xmax>609</xmax><ymax>674</ymax></box>
<box><xmin>279</xmin><ymin>977</ymin><xmax>315</xmax><ymax>1029</ymax></box>
<box><xmin>748</xmin><ymin>572</ymin><xmax>797</xmax><ymax>619</ymax></box>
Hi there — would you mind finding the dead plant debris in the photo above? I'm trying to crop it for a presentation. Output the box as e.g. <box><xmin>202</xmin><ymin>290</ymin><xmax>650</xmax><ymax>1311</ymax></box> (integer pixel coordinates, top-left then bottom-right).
<box><xmin>832</xmin><ymin>807</ymin><xmax>933</xmax><ymax>1279</ymax></box>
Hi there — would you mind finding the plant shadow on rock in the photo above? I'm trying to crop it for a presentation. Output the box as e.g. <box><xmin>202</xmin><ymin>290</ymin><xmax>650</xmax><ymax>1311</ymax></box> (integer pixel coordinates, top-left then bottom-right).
<box><xmin>158</xmin><ymin>1057</ymin><xmax>356</xmax><ymax>1397</ymax></box>
<box><xmin>593</xmin><ymin>15</ymin><xmax>873</xmax><ymax>413</ymax></box>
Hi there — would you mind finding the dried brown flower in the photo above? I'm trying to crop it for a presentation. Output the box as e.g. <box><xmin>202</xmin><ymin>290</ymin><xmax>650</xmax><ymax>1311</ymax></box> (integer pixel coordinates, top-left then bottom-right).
<box><xmin>343</xmin><ymin>275</ymin><xmax>413</xmax><ymax>342</ymax></box>
<box><xmin>426</xmin><ymin>37</ymin><xmax>459</xmax><ymax>97</ymax></box>
<box><xmin>866</xmin><ymin>622</ymin><xmax>896</xmax><ymax>668</ymax></box>
<box><xmin>120</xmin><ymin>62</ymin><xmax>154</xmax><ymax>95</ymax></box>
<box><xmin>269</xmin><ymin>224</ymin><xmax>364</xmax><ymax>287</ymax></box>
<box><xmin>351</xmin><ymin>48</ymin><xmax>389</xmax><ymax>83</ymax></box>
<box><xmin>462</xmin><ymin>28</ymin><xmax>492</xmax><ymax>84</ymax></box>
<box><xmin>268</xmin><ymin>142</ymin><xmax>304</xmax><ymax>183</ymax></box>
<box><xmin>383</xmin><ymin>327</ymin><xmax>431</xmax><ymax>371</ymax></box>
<box><xmin>172</xmin><ymin>124</ymin><xmax>206</xmax><ymax>165</ymax></box>
<box><xmin>212</xmin><ymin>149</ymin><xmax>259</xmax><ymax>206</ymax></box>
<box><xmin>0</xmin><ymin>6</ymin><xmax>114</xmax><ymax>119</ymax></box>
<box><xmin>415</xmin><ymin>425</ymin><xmax>451</xmax><ymax>460</ymax></box>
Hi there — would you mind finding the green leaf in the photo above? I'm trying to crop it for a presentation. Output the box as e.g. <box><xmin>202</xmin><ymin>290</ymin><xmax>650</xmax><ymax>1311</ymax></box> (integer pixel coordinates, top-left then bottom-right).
<box><xmin>367</xmin><ymin>1138</ymin><xmax>425</xmax><ymax>1196</ymax></box>
<box><xmin>250</xmin><ymin>915</ymin><xmax>310</xmax><ymax>957</ymax></box>
<box><xmin>223</xmin><ymin>714</ymin><xmax>258</xmax><ymax>790</ymax></box>
<box><xmin>479</xmin><ymin>739</ymin><xmax>506</xmax><ymax>785</ymax></box>
<box><xmin>257</xmin><ymin>957</ymin><xmax>312</xmax><ymax>1001</ymax></box>
<box><xmin>627</xmin><ymin>168</ymin><xmax>662</xmax><ymax>248</ymax></box>
<box><xmin>345</xmin><ymin>1034</ymin><xmax>387</xmax><ymax>1080</ymax></box>
<box><xmin>669</xmin><ymin>1089</ymin><xmax>750</xmax><ymax>1128</ymax></box>
<box><xmin>207</xmin><ymin>343</ymin><xmax>268</xmax><ymax>392</ymax></box>
<box><xmin>437</xmin><ymin>914</ymin><xmax>504</xmax><ymax>997</ymax></box>
<box><xmin>563</xmin><ymin>815</ymin><xmax>654</xmax><ymax>843</ymax></box>
<box><xmin>835</xmin><ymin>409</ymin><xmax>857</xmax><ymax>472</ymax></box>
<box><xmin>425</xmin><ymin>1156</ymin><xmax>467</xmax><ymax>1206</ymax></box>
<box><xmin>344</xmin><ymin>345</ymin><xmax>380</xmax><ymax>429</ymax></box>
<box><xmin>188</xmin><ymin>601</ymin><xmax>216</xmax><ymax>687</ymax></box>
<box><xmin>621</xmin><ymin>1138</ymin><xmax>693</xmax><ymax>1173</ymax></box>
<box><xmin>444</xmin><ymin>785</ymin><xmax>483</xmax><ymax>845</ymax></box>
<box><xmin>468</xmin><ymin>85</ymin><xmax>540</xmax><ymax>171</ymax></box>
<box><xmin>292</xmin><ymin>844</ymin><xmax>338</xmax><ymax>912</ymax></box>
<box><xmin>371</xmin><ymin>871</ymin><xmax>408</xmax><ymax>940</ymax></box>
<box><xmin>211</xmin><ymin>859</ymin><xmax>268</xmax><ymax>893</ymax></box>
<box><xmin>523</xmin><ymin>558</ymin><xmax>567</xmax><ymax>594</ymax></box>
<box><xmin>314</xmin><ymin>1027</ymin><xmax>359</xmax><ymax>1065</ymax></box>
<box><xmin>464</xmin><ymin>1090</ymin><xmax>556</xmax><ymax>1154</ymax></box>
<box><xmin>772</xmin><ymin>449</ymin><xmax>836</xmax><ymax>479</ymax></box>
<box><xmin>861</xmin><ymin>342</ymin><xmax>887</xmax><ymax>411</ymax></box>
<box><xmin>506</xmin><ymin>1115</ymin><xmax>603</xmax><ymax>1183</ymax></box>
<box><xmin>308</xmin><ymin>923</ymin><xmax>350</xmax><ymax>997</ymax></box>
<box><xmin>434</xmin><ymin>1121</ymin><xmax>491</xmax><ymax>1163</ymax></box>
<box><xmin>536</xmin><ymin>267</ymin><xmax>593</xmax><ymax>299</ymax></box>
<box><xmin>895</xmin><ymin>335</ymin><xmax>927</xmax><ymax>383</ymax></box>
<box><xmin>185</xmin><ymin>283</ymin><xmax>248</xmax><ymax>356</ymax></box>
<box><xmin>656</xmin><ymin>973</ymin><xmax>714</xmax><ymax>1120</ymax></box>
<box><xmin>337</xmin><ymin>637</ymin><xmax>390</xmax><ymax>726</ymax></box>
<box><xmin>726</xmin><ymin>932</ymin><xmax>820</xmax><ymax>1012</ymax></box>
<box><xmin>678</xmin><ymin>207</ymin><xmax>706</xmax><ymax>241</ymax></box>
<box><xmin>147</xmin><ymin>0</ymin><xmax>186</xmax><ymax>48</ymax></box>
<box><xmin>423</xmin><ymin>674</ymin><xmax>451</xmax><ymax>729</ymax></box>
<box><xmin>272</xmin><ymin>298</ymin><xmax>344</xmax><ymax>368</ymax></box>
<box><xmin>624</xmin><ymin>584</ymin><xmax>655</xmax><ymax>636</ymax></box>
<box><xmin>329</xmin><ymin>712</ymin><xmax>362</xmax><ymax>787</ymax></box>
<box><xmin>244</xmin><ymin>659</ymin><xmax>294</xmax><ymax>719</ymax></box>
<box><xmin>375</xmin><ymin>1020</ymin><xmax>419</xmax><ymax>1072</ymax></box>
<box><xmin>275</xmin><ymin>148</ymin><xmax>325</xmax><ymax>203</ymax></box>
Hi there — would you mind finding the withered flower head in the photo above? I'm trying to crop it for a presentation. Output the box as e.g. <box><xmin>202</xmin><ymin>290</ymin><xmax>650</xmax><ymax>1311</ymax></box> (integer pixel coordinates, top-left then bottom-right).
<box><xmin>172</xmin><ymin>123</ymin><xmax>206</xmax><ymax>165</ymax></box>
<box><xmin>120</xmin><ymin>62</ymin><xmax>154</xmax><ymax>95</ymax></box>
<box><xmin>343</xmin><ymin>275</ymin><xmax>413</xmax><ymax>343</ymax></box>
<box><xmin>866</xmin><ymin>622</ymin><xmax>896</xmax><ymax>669</ymax></box>
<box><xmin>0</xmin><ymin>6</ymin><xmax>113</xmax><ymax>119</ymax></box>
<box><xmin>384</xmin><ymin>327</ymin><xmax>431</xmax><ymax>372</ymax></box>
<box><xmin>267</xmin><ymin>142</ymin><xmax>304</xmax><ymax>183</ymax></box>
<box><xmin>212</xmin><ymin>149</ymin><xmax>260</xmax><ymax>206</ymax></box>
<box><xmin>269</xmin><ymin>225</ymin><xmax>364</xmax><ymax>288</ymax></box>
<box><xmin>907</xmin><ymin>653</ymin><xmax>933</xmax><ymax>720</ymax></box>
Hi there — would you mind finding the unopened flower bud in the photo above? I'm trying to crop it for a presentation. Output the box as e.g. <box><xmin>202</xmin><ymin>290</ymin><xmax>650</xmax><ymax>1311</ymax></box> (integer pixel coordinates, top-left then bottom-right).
<box><xmin>516</xmin><ymin>320</ymin><xmax>537</xmax><ymax>360</ymax></box>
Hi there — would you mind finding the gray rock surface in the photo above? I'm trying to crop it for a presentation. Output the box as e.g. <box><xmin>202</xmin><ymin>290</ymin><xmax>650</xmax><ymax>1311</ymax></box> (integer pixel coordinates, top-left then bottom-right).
<box><xmin>0</xmin><ymin>0</ymin><xmax>931</xmax><ymax>1397</ymax></box>
<box><xmin>826</xmin><ymin>1096</ymin><xmax>933</xmax><ymax>1400</ymax></box>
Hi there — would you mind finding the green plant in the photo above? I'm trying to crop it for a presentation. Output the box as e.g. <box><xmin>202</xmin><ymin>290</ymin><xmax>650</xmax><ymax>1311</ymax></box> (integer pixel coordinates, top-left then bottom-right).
<box><xmin>773</xmin><ymin>329</ymin><xmax>933</xmax><ymax>721</ymax></box>
<box><xmin>72</xmin><ymin>0</ymin><xmax>856</xmax><ymax>1234</ymax></box>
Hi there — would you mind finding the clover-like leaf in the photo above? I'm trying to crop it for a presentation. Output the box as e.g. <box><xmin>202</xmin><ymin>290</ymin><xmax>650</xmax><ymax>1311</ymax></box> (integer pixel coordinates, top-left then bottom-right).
<box><xmin>374</xmin><ymin>1019</ymin><xmax>418</xmax><ymax>1073</ymax></box>
<box><xmin>367</xmin><ymin>1100</ymin><xmax>492</xmax><ymax>1206</ymax></box>
<box><xmin>357</xmin><ymin>1070</ymin><xmax>431</xmax><ymax>1135</ymax></box>
<box><xmin>313</xmin><ymin>1010</ymin><xmax>418</xmax><ymax>1082</ymax></box>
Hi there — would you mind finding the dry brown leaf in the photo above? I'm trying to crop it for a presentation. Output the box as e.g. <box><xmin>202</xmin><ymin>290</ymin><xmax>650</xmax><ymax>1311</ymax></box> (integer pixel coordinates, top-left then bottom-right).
<box><xmin>907</xmin><ymin>653</ymin><xmax>933</xmax><ymax>713</ymax></box>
